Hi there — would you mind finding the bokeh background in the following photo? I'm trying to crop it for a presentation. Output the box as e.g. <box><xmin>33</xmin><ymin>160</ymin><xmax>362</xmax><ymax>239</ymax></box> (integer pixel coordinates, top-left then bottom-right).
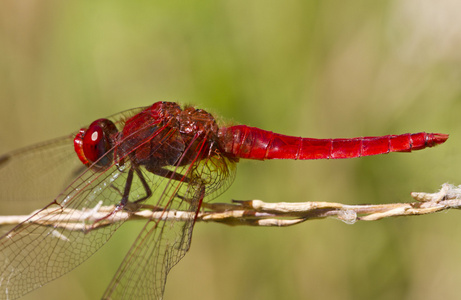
<box><xmin>1</xmin><ymin>0</ymin><xmax>460</xmax><ymax>299</ymax></box>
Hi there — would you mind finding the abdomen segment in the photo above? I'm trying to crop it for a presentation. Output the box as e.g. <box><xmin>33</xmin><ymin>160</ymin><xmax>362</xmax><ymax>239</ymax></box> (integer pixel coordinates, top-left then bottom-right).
<box><xmin>219</xmin><ymin>125</ymin><xmax>448</xmax><ymax>160</ymax></box>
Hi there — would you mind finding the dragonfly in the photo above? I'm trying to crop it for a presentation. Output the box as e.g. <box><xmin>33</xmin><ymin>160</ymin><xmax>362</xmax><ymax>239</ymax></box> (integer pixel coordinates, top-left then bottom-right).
<box><xmin>0</xmin><ymin>101</ymin><xmax>448</xmax><ymax>299</ymax></box>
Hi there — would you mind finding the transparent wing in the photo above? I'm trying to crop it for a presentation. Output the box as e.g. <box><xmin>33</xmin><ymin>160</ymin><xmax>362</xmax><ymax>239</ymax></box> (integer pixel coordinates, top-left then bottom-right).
<box><xmin>102</xmin><ymin>137</ymin><xmax>237</xmax><ymax>300</ymax></box>
<box><xmin>102</xmin><ymin>170</ymin><xmax>200</xmax><ymax>300</ymax></box>
<box><xmin>0</xmin><ymin>135</ymin><xmax>83</xmax><ymax>218</ymax></box>
<box><xmin>0</xmin><ymin>106</ymin><xmax>151</xmax><ymax>299</ymax></box>
<box><xmin>0</xmin><ymin>106</ymin><xmax>145</xmax><ymax>219</ymax></box>
<box><xmin>0</xmin><ymin>160</ymin><xmax>142</xmax><ymax>299</ymax></box>
<box><xmin>0</xmin><ymin>104</ymin><xmax>237</xmax><ymax>300</ymax></box>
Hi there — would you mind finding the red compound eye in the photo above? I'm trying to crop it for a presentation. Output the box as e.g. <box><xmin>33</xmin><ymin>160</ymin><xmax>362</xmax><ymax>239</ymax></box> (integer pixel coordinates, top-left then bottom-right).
<box><xmin>74</xmin><ymin>118</ymin><xmax>118</xmax><ymax>169</ymax></box>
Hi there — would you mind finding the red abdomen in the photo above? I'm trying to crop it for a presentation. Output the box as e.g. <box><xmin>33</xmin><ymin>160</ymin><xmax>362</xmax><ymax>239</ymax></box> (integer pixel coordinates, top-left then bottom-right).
<box><xmin>218</xmin><ymin>125</ymin><xmax>448</xmax><ymax>160</ymax></box>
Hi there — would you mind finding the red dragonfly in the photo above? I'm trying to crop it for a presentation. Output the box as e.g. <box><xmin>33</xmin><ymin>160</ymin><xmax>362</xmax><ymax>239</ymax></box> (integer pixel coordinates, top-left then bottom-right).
<box><xmin>0</xmin><ymin>102</ymin><xmax>448</xmax><ymax>299</ymax></box>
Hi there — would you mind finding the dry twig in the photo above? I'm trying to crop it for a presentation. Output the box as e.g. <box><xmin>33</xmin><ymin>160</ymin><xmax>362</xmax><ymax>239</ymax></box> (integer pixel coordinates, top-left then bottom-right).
<box><xmin>0</xmin><ymin>183</ymin><xmax>459</xmax><ymax>230</ymax></box>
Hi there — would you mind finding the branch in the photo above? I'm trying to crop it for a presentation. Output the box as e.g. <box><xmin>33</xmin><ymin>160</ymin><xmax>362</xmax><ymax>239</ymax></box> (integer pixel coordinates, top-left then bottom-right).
<box><xmin>1</xmin><ymin>183</ymin><xmax>460</xmax><ymax>230</ymax></box>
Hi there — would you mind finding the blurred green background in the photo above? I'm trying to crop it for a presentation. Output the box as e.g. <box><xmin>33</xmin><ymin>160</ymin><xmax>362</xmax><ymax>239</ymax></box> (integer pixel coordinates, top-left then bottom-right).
<box><xmin>0</xmin><ymin>0</ymin><xmax>460</xmax><ymax>299</ymax></box>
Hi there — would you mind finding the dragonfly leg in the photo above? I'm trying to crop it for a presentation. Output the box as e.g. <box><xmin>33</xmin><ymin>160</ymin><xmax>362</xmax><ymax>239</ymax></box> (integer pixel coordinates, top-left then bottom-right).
<box><xmin>140</xmin><ymin>165</ymin><xmax>194</xmax><ymax>204</ymax></box>
<box><xmin>146</xmin><ymin>165</ymin><xmax>191</xmax><ymax>184</ymax></box>
<box><xmin>119</xmin><ymin>165</ymin><xmax>194</xmax><ymax>212</ymax></box>
<box><xmin>119</xmin><ymin>167</ymin><xmax>134</xmax><ymax>207</ymax></box>
<box><xmin>132</xmin><ymin>167</ymin><xmax>152</xmax><ymax>203</ymax></box>
<box><xmin>119</xmin><ymin>166</ymin><xmax>155</xmax><ymax>212</ymax></box>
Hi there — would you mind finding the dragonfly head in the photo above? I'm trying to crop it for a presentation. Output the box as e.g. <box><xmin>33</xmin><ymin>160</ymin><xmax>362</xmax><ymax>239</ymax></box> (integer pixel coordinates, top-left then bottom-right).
<box><xmin>74</xmin><ymin>118</ymin><xmax>118</xmax><ymax>170</ymax></box>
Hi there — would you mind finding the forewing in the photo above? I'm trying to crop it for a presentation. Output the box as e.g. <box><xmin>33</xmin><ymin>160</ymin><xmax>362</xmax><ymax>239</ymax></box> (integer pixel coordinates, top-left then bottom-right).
<box><xmin>0</xmin><ymin>106</ymin><xmax>152</xmax><ymax>299</ymax></box>
<box><xmin>102</xmin><ymin>137</ymin><xmax>237</xmax><ymax>300</ymax></box>
<box><xmin>0</xmin><ymin>106</ymin><xmax>146</xmax><ymax>220</ymax></box>
<box><xmin>0</xmin><ymin>136</ymin><xmax>83</xmax><ymax>218</ymax></box>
